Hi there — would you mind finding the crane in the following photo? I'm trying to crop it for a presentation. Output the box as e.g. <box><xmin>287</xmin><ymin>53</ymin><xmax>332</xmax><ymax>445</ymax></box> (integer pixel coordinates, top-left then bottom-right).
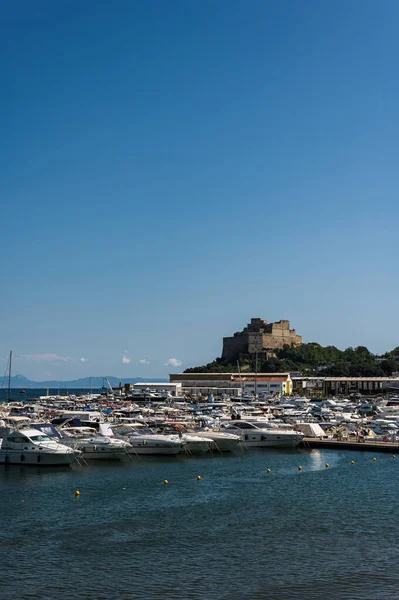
<box><xmin>104</xmin><ymin>377</ymin><xmax>114</xmax><ymax>396</ymax></box>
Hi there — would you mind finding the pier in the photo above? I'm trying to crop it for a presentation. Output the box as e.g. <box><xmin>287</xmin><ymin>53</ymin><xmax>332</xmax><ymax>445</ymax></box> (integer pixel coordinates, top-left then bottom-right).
<box><xmin>302</xmin><ymin>437</ymin><xmax>399</xmax><ymax>453</ymax></box>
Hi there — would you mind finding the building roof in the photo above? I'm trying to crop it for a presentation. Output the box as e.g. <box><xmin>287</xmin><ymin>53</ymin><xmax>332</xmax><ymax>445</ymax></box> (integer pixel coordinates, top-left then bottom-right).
<box><xmin>325</xmin><ymin>377</ymin><xmax>399</xmax><ymax>382</ymax></box>
<box><xmin>171</xmin><ymin>372</ymin><xmax>290</xmax><ymax>379</ymax></box>
<box><xmin>292</xmin><ymin>376</ymin><xmax>399</xmax><ymax>382</ymax></box>
<box><xmin>170</xmin><ymin>372</ymin><xmax>291</xmax><ymax>384</ymax></box>
<box><xmin>292</xmin><ymin>377</ymin><xmax>324</xmax><ymax>381</ymax></box>
<box><xmin>236</xmin><ymin>376</ymin><xmax>287</xmax><ymax>382</ymax></box>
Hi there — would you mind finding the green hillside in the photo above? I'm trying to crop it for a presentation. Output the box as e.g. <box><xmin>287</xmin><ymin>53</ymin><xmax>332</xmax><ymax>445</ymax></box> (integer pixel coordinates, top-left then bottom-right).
<box><xmin>184</xmin><ymin>343</ymin><xmax>399</xmax><ymax>377</ymax></box>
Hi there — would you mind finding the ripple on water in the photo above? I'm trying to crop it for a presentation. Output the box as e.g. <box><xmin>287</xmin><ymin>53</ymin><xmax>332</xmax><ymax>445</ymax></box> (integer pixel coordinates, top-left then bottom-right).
<box><xmin>1</xmin><ymin>449</ymin><xmax>399</xmax><ymax>600</ymax></box>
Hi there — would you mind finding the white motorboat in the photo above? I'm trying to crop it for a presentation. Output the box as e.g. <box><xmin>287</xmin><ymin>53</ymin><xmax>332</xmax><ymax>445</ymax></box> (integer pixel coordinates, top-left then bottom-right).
<box><xmin>128</xmin><ymin>432</ymin><xmax>185</xmax><ymax>455</ymax></box>
<box><xmin>223</xmin><ymin>420</ymin><xmax>304</xmax><ymax>448</ymax></box>
<box><xmin>113</xmin><ymin>425</ymin><xmax>185</xmax><ymax>455</ymax></box>
<box><xmin>180</xmin><ymin>434</ymin><xmax>214</xmax><ymax>455</ymax></box>
<box><xmin>193</xmin><ymin>430</ymin><xmax>241</xmax><ymax>452</ymax></box>
<box><xmin>117</xmin><ymin>424</ymin><xmax>212</xmax><ymax>455</ymax></box>
<box><xmin>60</xmin><ymin>427</ymin><xmax>131</xmax><ymax>460</ymax></box>
<box><xmin>0</xmin><ymin>427</ymin><xmax>77</xmax><ymax>465</ymax></box>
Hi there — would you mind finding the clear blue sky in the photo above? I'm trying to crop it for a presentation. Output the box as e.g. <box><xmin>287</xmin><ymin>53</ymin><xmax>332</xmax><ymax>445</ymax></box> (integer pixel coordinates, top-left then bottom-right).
<box><xmin>2</xmin><ymin>0</ymin><xmax>399</xmax><ymax>381</ymax></box>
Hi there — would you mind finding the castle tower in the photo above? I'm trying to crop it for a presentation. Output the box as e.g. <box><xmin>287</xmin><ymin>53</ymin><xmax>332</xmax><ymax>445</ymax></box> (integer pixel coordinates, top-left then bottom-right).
<box><xmin>222</xmin><ymin>318</ymin><xmax>302</xmax><ymax>361</ymax></box>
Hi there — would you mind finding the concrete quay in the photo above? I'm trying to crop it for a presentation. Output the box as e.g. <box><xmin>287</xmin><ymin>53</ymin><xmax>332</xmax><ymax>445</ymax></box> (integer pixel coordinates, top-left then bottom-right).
<box><xmin>301</xmin><ymin>437</ymin><xmax>399</xmax><ymax>453</ymax></box>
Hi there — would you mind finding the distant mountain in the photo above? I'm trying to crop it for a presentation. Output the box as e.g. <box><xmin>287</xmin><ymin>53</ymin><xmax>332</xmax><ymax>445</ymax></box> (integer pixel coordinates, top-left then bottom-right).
<box><xmin>1</xmin><ymin>375</ymin><xmax>167</xmax><ymax>389</ymax></box>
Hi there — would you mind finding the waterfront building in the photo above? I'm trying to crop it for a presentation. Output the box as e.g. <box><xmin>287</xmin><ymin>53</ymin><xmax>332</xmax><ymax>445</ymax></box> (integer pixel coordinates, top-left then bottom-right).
<box><xmin>324</xmin><ymin>377</ymin><xmax>399</xmax><ymax>395</ymax></box>
<box><xmin>292</xmin><ymin>376</ymin><xmax>399</xmax><ymax>396</ymax></box>
<box><xmin>242</xmin><ymin>376</ymin><xmax>291</xmax><ymax>396</ymax></box>
<box><xmin>291</xmin><ymin>377</ymin><xmax>325</xmax><ymax>396</ymax></box>
<box><xmin>222</xmin><ymin>318</ymin><xmax>302</xmax><ymax>361</ymax></box>
<box><xmin>169</xmin><ymin>372</ymin><xmax>292</xmax><ymax>397</ymax></box>
<box><xmin>125</xmin><ymin>382</ymin><xmax>182</xmax><ymax>396</ymax></box>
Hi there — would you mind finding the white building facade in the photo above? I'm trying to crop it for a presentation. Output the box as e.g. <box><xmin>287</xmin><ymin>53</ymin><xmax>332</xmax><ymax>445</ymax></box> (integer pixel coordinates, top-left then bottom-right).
<box><xmin>132</xmin><ymin>382</ymin><xmax>182</xmax><ymax>396</ymax></box>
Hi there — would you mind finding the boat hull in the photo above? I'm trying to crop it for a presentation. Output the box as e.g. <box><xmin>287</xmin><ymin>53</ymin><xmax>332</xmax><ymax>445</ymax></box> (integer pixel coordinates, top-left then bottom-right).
<box><xmin>224</xmin><ymin>424</ymin><xmax>304</xmax><ymax>448</ymax></box>
<box><xmin>126</xmin><ymin>434</ymin><xmax>184</xmax><ymax>455</ymax></box>
<box><xmin>0</xmin><ymin>449</ymin><xmax>75</xmax><ymax>466</ymax></box>
<box><xmin>208</xmin><ymin>439</ymin><xmax>241</xmax><ymax>452</ymax></box>
<box><xmin>193</xmin><ymin>432</ymin><xmax>241</xmax><ymax>452</ymax></box>
<box><xmin>128</xmin><ymin>445</ymin><xmax>182</xmax><ymax>456</ymax></box>
<box><xmin>79</xmin><ymin>447</ymin><xmax>127</xmax><ymax>460</ymax></box>
<box><xmin>239</xmin><ymin>437</ymin><xmax>303</xmax><ymax>448</ymax></box>
<box><xmin>183</xmin><ymin>441</ymin><xmax>211</xmax><ymax>455</ymax></box>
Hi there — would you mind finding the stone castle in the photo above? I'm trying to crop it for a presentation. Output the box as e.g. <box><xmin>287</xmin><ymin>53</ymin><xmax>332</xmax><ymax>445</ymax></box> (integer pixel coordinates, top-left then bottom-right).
<box><xmin>222</xmin><ymin>318</ymin><xmax>302</xmax><ymax>361</ymax></box>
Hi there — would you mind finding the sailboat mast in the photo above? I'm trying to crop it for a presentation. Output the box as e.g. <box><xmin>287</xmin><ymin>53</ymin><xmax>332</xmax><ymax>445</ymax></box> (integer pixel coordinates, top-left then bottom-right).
<box><xmin>237</xmin><ymin>360</ymin><xmax>243</xmax><ymax>396</ymax></box>
<box><xmin>254</xmin><ymin>350</ymin><xmax>258</xmax><ymax>399</ymax></box>
<box><xmin>7</xmin><ymin>350</ymin><xmax>12</xmax><ymax>402</ymax></box>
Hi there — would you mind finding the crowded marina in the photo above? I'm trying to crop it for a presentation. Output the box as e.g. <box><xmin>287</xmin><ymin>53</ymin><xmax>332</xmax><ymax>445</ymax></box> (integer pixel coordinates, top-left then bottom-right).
<box><xmin>2</xmin><ymin>385</ymin><xmax>399</xmax><ymax>466</ymax></box>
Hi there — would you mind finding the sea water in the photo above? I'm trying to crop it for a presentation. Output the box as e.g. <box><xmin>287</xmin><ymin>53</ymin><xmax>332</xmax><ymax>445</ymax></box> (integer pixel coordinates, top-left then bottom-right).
<box><xmin>0</xmin><ymin>448</ymin><xmax>398</xmax><ymax>600</ymax></box>
<box><xmin>0</xmin><ymin>388</ymin><xmax>103</xmax><ymax>402</ymax></box>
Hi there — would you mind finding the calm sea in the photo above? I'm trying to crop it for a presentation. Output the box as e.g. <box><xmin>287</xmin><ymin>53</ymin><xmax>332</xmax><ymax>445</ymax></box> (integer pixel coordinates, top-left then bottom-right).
<box><xmin>0</xmin><ymin>448</ymin><xmax>398</xmax><ymax>600</ymax></box>
<box><xmin>0</xmin><ymin>388</ymin><xmax>102</xmax><ymax>402</ymax></box>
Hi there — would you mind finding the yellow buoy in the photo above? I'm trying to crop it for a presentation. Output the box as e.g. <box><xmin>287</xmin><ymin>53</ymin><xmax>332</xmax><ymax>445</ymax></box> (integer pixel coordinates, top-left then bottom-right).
<box><xmin>74</xmin><ymin>490</ymin><xmax>80</xmax><ymax>496</ymax></box>
<box><xmin>21</xmin><ymin>500</ymin><xmax>24</xmax><ymax>503</ymax></box>
<box><xmin>266</xmin><ymin>468</ymin><xmax>271</xmax><ymax>473</ymax></box>
<box><xmin>373</xmin><ymin>458</ymin><xmax>377</xmax><ymax>462</ymax></box>
<box><xmin>196</xmin><ymin>475</ymin><xmax>201</xmax><ymax>481</ymax></box>
<box><xmin>163</xmin><ymin>479</ymin><xmax>169</xmax><ymax>485</ymax></box>
<box><xmin>298</xmin><ymin>466</ymin><xmax>302</xmax><ymax>471</ymax></box>
<box><xmin>325</xmin><ymin>463</ymin><xmax>329</xmax><ymax>468</ymax></box>
<box><xmin>350</xmin><ymin>460</ymin><xmax>355</xmax><ymax>465</ymax></box>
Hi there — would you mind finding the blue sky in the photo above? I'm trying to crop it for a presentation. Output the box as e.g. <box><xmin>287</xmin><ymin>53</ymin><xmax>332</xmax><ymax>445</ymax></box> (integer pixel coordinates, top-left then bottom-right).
<box><xmin>2</xmin><ymin>0</ymin><xmax>399</xmax><ymax>380</ymax></box>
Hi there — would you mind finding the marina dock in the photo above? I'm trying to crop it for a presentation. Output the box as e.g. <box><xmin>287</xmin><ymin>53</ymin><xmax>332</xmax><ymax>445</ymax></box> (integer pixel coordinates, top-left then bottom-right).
<box><xmin>302</xmin><ymin>437</ymin><xmax>399</xmax><ymax>453</ymax></box>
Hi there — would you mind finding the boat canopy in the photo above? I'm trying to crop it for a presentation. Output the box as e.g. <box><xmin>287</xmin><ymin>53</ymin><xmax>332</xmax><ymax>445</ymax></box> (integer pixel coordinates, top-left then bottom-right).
<box><xmin>33</xmin><ymin>423</ymin><xmax>62</xmax><ymax>439</ymax></box>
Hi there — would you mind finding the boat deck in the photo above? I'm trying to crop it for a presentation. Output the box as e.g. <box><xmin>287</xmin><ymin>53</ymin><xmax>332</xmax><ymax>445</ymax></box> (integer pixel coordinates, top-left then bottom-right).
<box><xmin>301</xmin><ymin>437</ymin><xmax>399</xmax><ymax>453</ymax></box>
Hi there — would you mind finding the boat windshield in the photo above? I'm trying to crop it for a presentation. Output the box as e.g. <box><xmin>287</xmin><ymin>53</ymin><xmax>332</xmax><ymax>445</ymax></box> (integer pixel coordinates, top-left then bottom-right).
<box><xmin>29</xmin><ymin>434</ymin><xmax>51</xmax><ymax>442</ymax></box>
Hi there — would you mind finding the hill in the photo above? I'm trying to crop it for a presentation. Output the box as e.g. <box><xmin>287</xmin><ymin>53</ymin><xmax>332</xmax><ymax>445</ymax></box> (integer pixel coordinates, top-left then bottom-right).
<box><xmin>184</xmin><ymin>344</ymin><xmax>399</xmax><ymax>377</ymax></box>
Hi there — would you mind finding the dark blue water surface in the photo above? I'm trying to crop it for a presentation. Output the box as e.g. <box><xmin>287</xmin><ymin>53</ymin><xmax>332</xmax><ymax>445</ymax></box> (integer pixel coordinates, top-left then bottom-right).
<box><xmin>0</xmin><ymin>388</ymin><xmax>102</xmax><ymax>401</ymax></box>
<box><xmin>1</xmin><ymin>448</ymin><xmax>398</xmax><ymax>600</ymax></box>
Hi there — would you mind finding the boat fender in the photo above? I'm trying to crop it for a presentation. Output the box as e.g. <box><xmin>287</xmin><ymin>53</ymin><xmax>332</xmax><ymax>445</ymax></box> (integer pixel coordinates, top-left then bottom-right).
<box><xmin>143</xmin><ymin>440</ymin><xmax>147</xmax><ymax>445</ymax></box>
